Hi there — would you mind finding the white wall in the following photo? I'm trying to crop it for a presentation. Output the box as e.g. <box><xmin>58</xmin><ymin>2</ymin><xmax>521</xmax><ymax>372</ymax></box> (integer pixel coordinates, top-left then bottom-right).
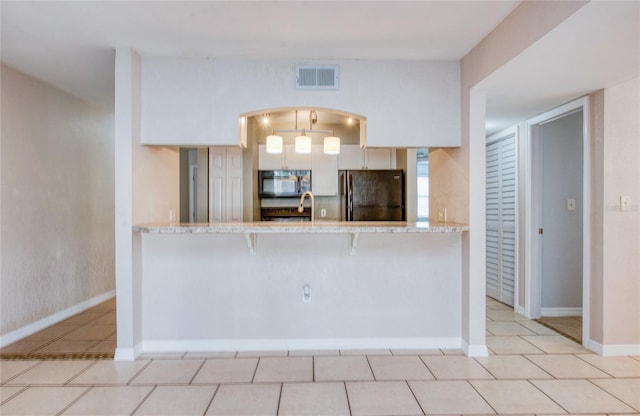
<box><xmin>140</xmin><ymin>57</ymin><xmax>460</xmax><ymax>148</ymax></box>
<box><xmin>140</xmin><ymin>232</ymin><xmax>462</xmax><ymax>351</ymax></box>
<box><xmin>0</xmin><ymin>64</ymin><xmax>115</xmax><ymax>339</ymax></box>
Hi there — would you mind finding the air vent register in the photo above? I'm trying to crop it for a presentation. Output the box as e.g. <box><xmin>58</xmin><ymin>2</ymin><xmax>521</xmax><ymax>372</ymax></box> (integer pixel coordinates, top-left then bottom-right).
<box><xmin>295</xmin><ymin>64</ymin><xmax>339</xmax><ymax>90</ymax></box>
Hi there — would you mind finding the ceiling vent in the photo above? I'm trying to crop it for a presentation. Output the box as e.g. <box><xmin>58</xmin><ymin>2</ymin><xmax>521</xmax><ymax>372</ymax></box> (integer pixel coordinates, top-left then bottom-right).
<box><xmin>295</xmin><ymin>64</ymin><xmax>339</xmax><ymax>90</ymax></box>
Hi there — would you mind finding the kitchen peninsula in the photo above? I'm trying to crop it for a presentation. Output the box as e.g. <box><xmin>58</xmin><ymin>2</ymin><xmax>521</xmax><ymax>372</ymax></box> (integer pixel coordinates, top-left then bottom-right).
<box><xmin>126</xmin><ymin>221</ymin><xmax>468</xmax><ymax>356</ymax></box>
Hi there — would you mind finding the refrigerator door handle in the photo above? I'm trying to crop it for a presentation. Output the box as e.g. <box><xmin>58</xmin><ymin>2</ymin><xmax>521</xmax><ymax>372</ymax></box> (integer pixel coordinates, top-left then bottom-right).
<box><xmin>347</xmin><ymin>171</ymin><xmax>353</xmax><ymax>221</ymax></box>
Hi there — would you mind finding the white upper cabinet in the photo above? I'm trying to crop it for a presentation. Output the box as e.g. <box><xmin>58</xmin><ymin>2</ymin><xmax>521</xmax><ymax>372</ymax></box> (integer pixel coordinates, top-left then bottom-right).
<box><xmin>311</xmin><ymin>145</ymin><xmax>339</xmax><ymax>196</ymax></box>
<box><xmin>258</xmin><ymin>145</ymin><xmax>284</xmax><ymax>170</ymax></box>
<box><xmin>283</xmin><ymin>144</ymin><xmax>312</xmax><ymax>170</ymax></box>
<box><xmin>365</xmin><ymin>148</ymin><xmax>393</xmax><ymax>169</ymax></box>
<box><xmin>338</xmin><ymin>145</ymin><xmax>366</xmax><ymax>170</ymax></box>
<box><xmin>258</xmin><ymin>144</ymin><xmax>311</xmax><ymax>170</ymax></box>
<box><xmin>338</xmin><ymin>145</ymin><xmax>393</xmax><ymax>170</ymax></box>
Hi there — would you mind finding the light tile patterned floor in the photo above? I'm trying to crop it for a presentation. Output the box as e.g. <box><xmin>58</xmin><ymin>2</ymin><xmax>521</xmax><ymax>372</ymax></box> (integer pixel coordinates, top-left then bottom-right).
<box><xmin>0</xmin><ymin>299</ymin><xmax>117</xmax><ymax>359</ymax></box>
<box><xmin>1</xmin><ymin>297</ymin><xmax>639</xmax><ymax>415</ymax></box>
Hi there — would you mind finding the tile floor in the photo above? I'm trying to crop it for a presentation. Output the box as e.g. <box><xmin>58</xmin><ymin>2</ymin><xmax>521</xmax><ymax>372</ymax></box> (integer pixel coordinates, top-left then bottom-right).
<box><xmin>0</xmin><ymin>299</ymin><xmax>116</xmax><ymax>359</ymax></box>
<box><xmin>536</xmin><ymin>316</ymin><xmax>583</xmax><ymax>344</ymax></box>
<box><xmin>1</xmin><ymin>297</ymin><xmax>639</xmax><ymax>415</ymax></box>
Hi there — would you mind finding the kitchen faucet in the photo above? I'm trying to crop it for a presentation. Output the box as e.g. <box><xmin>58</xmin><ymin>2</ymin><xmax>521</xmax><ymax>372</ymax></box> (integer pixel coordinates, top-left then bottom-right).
<box><xmin>298</xmin><ymin>191</ymin><xmax>315</xmax><ymax>222</ymax></box>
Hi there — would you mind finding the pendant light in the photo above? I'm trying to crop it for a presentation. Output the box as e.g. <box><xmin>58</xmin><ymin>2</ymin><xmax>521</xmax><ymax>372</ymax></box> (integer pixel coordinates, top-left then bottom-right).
<box><xmin>323</xmin><ymin>136</ymin><xmax>340</xmax><ymax>154</ymax></box>
<box><xmin>295</xmin><ymin>130</ymin><xmax>312</xmax><ymax>154</ymax></box>
<box><xmin>266</xmin><ymin>134</ymin><xmax>283</xmax><ymax>154</ymax></box>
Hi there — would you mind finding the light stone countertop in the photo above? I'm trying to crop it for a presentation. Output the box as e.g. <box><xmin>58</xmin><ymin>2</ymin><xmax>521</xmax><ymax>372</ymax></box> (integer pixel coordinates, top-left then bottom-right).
<box><xmin>133</xmin><ymin>221</ymin><xmax>469</xmax><ymax>234</ymax></box>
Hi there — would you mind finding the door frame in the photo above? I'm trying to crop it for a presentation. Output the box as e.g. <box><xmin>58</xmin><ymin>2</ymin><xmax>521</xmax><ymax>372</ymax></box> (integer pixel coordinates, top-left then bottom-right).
<box><xmin>486</xmin><ymin>126</ymin><xmax>519</xmax><ymax>310</ymax></box>
<box><xmin>523</xmin><ymin>96</ymin><xmax>591</xmax><ymax>347</ymax></box>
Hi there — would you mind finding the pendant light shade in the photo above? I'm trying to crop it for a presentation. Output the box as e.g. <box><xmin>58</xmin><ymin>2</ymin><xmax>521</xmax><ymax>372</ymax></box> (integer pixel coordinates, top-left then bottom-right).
<box><xmin>266</xmin><ymin>135</ymin><xmax>283</xmax><ymax>154</ymax></box>
<box><xmin>295</xmin><ymin>133</ymin><xmax>312</xmax><ymax>154</ymax></box>
<box><xmin>323</xmin><ymin>136</ymin><xmax>341</xmax><ymax>154</ymax></box>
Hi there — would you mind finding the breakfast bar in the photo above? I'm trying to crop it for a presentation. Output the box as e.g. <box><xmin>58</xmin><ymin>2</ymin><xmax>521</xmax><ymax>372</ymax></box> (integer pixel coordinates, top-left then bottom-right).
<box><xmin>124</xmin><ymin>221</ymin><xmax>468</xmax><ymax>357</ymax></box>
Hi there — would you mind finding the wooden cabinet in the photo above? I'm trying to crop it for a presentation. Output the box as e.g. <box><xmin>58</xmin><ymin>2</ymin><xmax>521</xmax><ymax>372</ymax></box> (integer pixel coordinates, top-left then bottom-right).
<box><xmin>258</xmin><ymin>144</ymin><xmax>311</xmax><ymax>170</ymax></box>
<box><xmin>209</xmin><ymin>146</ymin><xmax>243</xmax><ymax>222</ymax></box>
<box><xmin>311</xmin><ymin>145</ymin><xmax>339</xmax><ymax>196</ymax></box>
<box><xmin>338</xmin><ymin>145</ymin><xmax>394</xmax><ymax>170</ymax></box>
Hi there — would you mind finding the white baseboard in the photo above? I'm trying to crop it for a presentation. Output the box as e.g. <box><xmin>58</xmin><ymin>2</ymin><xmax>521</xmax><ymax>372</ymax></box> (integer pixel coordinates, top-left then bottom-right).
<box><xmin>541</xmin><ymin>307</ymin><xmax>583</xmax><ymax>317</ymax></box>
<box><xmin>586</xmin><ymin>339</ymin><xmax>640</xmax><ymax>356</ymax></box>
<box><xmin>515</xmin><ymin>305</ymin><xmax>528</xmax><ymax>317</ymax></box>
<box><xmin>0</xmin><ymin>290</ymin><xmax>115</xmax><ymax>348</ymax></box>
<box><xmin>141</xmin><ymin>337</ymin><xmax>463</xmax><ymax>355</ymax></box>
<box><xmin>462</xmin><ymin>340</ymin><xmax>489</xmax><ymax>357</ymax></box>
<box><xmin>114</xmin><ymin>343</ymin><xmax>143</xmax><ymax>361</ymax></box>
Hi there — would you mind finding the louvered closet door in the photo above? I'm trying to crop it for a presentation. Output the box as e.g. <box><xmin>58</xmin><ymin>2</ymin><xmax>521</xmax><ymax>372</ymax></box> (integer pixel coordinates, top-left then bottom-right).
<box><xmin>486</xmin><ymin>135</ymin><xmax>517</xmax><ymax>307</ymax></box>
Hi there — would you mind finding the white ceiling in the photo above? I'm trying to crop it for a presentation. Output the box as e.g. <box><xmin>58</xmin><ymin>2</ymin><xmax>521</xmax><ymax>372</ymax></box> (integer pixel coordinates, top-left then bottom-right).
<box><xmin>0</xmin><ymin>1</ymin><xmax>519</xmax><ymax>108</ymax></box>
<box><xmin>481</xmin><ymin>0</ymin><xmax>640</xmax><ymax>135</ymax></box>
<box><xmin>1</xmin><ymin>1</ymin><xmax>638</xmax><ymax>136</ymax></box>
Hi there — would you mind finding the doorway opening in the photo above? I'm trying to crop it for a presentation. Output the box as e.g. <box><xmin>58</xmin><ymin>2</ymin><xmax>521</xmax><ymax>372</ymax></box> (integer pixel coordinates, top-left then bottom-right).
<box><xmin>525</xmin><ymin>97</ymin><xmax>591</xmax><ymax>347</ymax></box>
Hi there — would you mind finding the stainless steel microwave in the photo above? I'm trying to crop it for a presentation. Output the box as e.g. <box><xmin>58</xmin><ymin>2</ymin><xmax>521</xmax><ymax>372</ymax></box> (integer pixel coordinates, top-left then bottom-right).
<box><xmin>258</xmin><ymin>170</ymin><xmax>311</xmax><ymax>198</ymax></box>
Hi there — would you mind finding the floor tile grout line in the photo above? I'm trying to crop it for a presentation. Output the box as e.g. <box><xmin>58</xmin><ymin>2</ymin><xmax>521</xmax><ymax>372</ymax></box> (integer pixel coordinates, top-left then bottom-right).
<box><xmin>521</xmin><ymin>354</ymin><xmax>560</xmax><ymax>379</ymax></box>
<box><xmin>466</xmin><ymin>378</ymin><xmax>499</xmax><ymax>415</ymax></box>
<box><xmin>127</xmin><ymin>383</ymin><xmax>158</xmax><ymax>416</ymax></box>
<box><xmin>275</xmin><ymin>382</ymin><xmax>283</xmax><ymax>415</ymax></box>
<box><xmin>343</xmin><ymin>381</ymin><xmax>353</xmax><ymax>416</ymax></box>
<box><xmin>525</xmin><ymin>378</ymin><xmax>571</xmax><ymax>414</ymax></box>
<box><xmin>0</xmin><ymin>385</ymin><xmax>28</xmax><ymax>405</ymax></box>
<box><xmin>364</xmin><ymin>355</ymin><xmax>376</xmax><ymax>381</ymax></box>
<box><xmin>572</xmin><ymin>354</ymin><xmax>619</xmax><ymax>379</ymax></box>
<box><xmin>65</xmin><ymin>359</ymin><xmax>101</xmax><ymax>384</ymax></box>
<box><xmin>250</xmin><ymin>357</ymin><xmax>260</xmax><ymax>383</ymax></box>
<box><xmin>54</xmin><ymin>384</ymin><xmax>93</xmax><ymax>416</ymax></box>
<box><xmin>189</xmin><ymin>359</ymin><xmax>208</xmax><ymax>385</ymax></box>
<box><xmin>404</xmin><ymin>379</ymin><xmax>426</xmax><ymax>415</ymax></box>
<box><xmin>417</xmin><ymin>355</ymin><xmax>437</xmax><ymax>380</ymax></box>
<box><xmin>586</xmin><ymin>377</ymin><xmax>640</xmax><ymax>412</ymax></box>
<box><xmin>471</xmin><ymin>356</ymin><xmax>497</xmax><ymax>380</ymax></box>
<box><xmin>127</xmin><ymin>359</ymin><xmax>154</xmax><ymax>386</ymax></box>
<box><xmin>201</xmin><ymin>383</ymin><xmax>220</xmax><ymax>416</ymax></box>
<box><xmin>0</xmin><ymin>360</ymin><xmax>44</xmax><ymax>385</ymax></box>
<box><xmin>61</xmin><ymin>360</ymin><xmax>97</xmax><ymax>386</ymax></box>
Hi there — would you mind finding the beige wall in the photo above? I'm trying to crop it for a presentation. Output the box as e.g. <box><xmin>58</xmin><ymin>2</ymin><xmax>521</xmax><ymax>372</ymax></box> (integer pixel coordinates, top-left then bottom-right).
<box><xmin>428</xmin><ymin>1</ymin><xmax>591</xmax><ymax>352</ymax></box>
<box><xmin>1</xmin><ymin>65</ymin><xmax>115</xmax><ymax>336</ymax></box>
<box><xmin>433</xmin><ymin>0</ymin><xmax>639</xmax><ymax>351</ymax></box>
<box><xmin>430</xmin><ymin>0</ymin><xmax>588</xmax><ymax>225</ymax></box>
<box><xmin>600</xmin><ymin>76</ymin><xmax>640</xmax><ymax>346</ymax></box>
<box><xmin>132</xmin><ymin>145</ymin><xmax>179</xmax><ymax>224</ymax></box>
<box><xmin>590</xmin><ymin>90</ymin><xmax>605</xmax><ymax>342</ymax></box>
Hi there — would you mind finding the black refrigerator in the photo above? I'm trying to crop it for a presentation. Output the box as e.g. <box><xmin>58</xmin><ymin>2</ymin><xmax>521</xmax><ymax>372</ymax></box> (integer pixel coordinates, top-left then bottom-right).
<box><xmin>342</xmin><ymin>170</ymin><xmax>405</xmax><ymax>221</ymax></box>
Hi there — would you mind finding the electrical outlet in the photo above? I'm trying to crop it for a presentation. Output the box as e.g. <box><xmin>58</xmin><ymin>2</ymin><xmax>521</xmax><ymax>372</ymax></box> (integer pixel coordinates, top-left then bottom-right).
<box><xmin>438</xmin><ymin>208</ymin><xmax>448</xmax><ymax>222</ymax></box>
<box><xmin>303</xmin><ymin>284</ymin><xmax>311</xmax><ymax>303</ymax></box>
<box><xmin>620</xmin><ymin>195</ymin><xmax>631</xmax><ymax>211</ymax></box>
<box><xmin>566</xmin><ymin>198</ymin><xmax>576</xmax><ymax>211</ymax></box>
<box><xmin>320</xmin><ymin>208</ymin><xmax>327</xmax><ymax>218</ymax></box>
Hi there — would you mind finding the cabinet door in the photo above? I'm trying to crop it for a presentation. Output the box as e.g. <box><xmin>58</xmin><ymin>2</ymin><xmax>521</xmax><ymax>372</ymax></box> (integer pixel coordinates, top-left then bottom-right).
<box><xmin>226</xmin><ymin>147</ymin><xmax>243</xmax><ymax>222</ymax></box>
<box><xmin>338</xmin><ymin>145</ymin><xmax>365</xmax><ymax>170</ymax></box>
<box><xmin>209</xmin><ymin>146</ymin><xmax>244</xmax><ymax>222</ymax></box>
<box><xmin>283</xmin><ymin>144</ymin><xmax>312</xmax><ymax>170</ymax></box>
<box><xmin>258</xmin><ymin>144</ymin><xmax>284</xmax><ymax>170</ymax></box>
<box><xmin>365</xmin><ymin>149</ymin><xmax>392</xmax><ymax>169</ymax></box>
<box><xmin>311</xmin><ymin>145</ymin><xmax>339</xmax><ymax>196</ymax></box>
<box><xmin>209</xmin><ymin>147</ymin><xmax>226</xmax><ymax>222</ymax></box>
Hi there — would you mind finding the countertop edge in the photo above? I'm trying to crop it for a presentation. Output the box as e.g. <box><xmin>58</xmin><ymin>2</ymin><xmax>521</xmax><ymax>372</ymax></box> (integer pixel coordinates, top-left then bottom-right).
<box><xmin>132</xmin><ymin>221</ymin><xmax>469</xmax><ymax>234</ymax></box>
